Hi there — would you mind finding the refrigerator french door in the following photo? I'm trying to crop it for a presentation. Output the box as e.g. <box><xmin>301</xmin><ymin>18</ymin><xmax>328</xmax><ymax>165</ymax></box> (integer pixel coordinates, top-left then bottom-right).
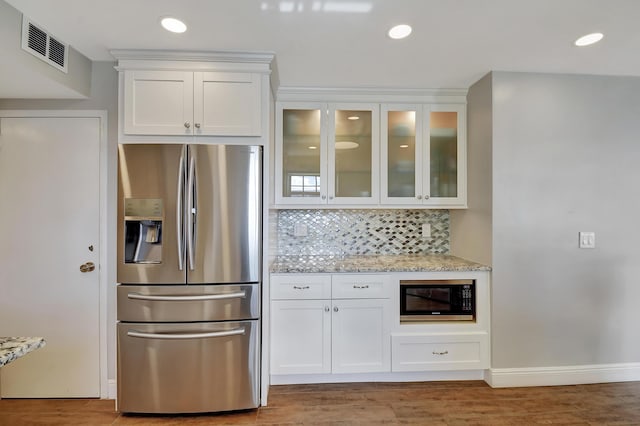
<box><xmin>116</xmin><ymin>144</ymin><xmax>262</xmax><ymax>414</ymax></box>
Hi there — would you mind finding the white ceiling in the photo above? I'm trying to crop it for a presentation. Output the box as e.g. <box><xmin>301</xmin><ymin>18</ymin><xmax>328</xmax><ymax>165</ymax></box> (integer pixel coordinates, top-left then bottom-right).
<box><xmin>5</xmin><ymin>0</ymin><xmax>640</xmax><ymax>94</ymax></box>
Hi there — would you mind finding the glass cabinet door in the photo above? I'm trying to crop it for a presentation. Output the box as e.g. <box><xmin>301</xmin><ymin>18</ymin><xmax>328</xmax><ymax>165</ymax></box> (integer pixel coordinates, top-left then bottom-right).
<box><xmin>278</xmin><ymin>105</ymin><xmax>326</xmax><ymax>203</ymax></box>
<box><xmin>328</xmin><ymin>105</ymin><xmax>378</xmax><ymax>204</ymax></box>
<box><xmin>429</xmin><ymin>110</ymin><xmax>458</xmax><ymax>198</ymax></box>
<box><xmin>381</xmin><ymin>105</ymin><xmax>423</xmax><ymax>204</ymax></box>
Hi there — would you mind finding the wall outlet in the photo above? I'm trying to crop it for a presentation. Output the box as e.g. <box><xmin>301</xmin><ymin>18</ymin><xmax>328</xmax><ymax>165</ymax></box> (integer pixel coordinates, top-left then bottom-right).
<box><xmin>579</xmin><ymin>231</ymin><xmax>595</xmax><ymax>249</ymax></box>
<box><xmin>422</xmin><ymin>223</ymin><xmax>431</xmax><ymax>239</ymax></box>
<box><xmin>294</xmin><ymin>223</ymin><xmax>308</xmax><ymax>237</ymax></box>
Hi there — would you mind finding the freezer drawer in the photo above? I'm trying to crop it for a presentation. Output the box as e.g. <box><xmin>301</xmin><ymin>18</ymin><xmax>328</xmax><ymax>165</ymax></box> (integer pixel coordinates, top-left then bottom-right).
<box><xmin>117</xmin><ymin>320</ymin><xmax>259</xmax><ymax>413</ymax></box>
<box><xmin>117</xmin><ymin>284</ymin><xmax>259</xmax><ymax>322</ymax></box>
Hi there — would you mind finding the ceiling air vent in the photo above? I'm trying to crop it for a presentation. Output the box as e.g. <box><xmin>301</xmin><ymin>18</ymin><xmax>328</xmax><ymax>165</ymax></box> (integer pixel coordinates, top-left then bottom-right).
<box><xmin>21</xmin><ymin>16</ymin><xmax>68</xmax><ymax>73</ymax></box>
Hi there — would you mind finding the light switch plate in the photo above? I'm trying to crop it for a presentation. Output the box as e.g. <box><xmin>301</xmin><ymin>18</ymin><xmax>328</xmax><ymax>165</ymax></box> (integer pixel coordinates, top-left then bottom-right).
<box><xmin>579</xmin><ymin>231</ymin><xmax>595</xmax><ymax>249</ymax></box>
<box><xmin>422</xmin><ymin>223</ymin><xmax>431</xmax><ymax>239</ymax></box>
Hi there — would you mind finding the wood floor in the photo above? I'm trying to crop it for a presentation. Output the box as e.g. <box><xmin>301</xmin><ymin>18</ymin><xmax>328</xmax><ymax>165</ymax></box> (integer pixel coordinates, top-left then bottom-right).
<box><xmin>1</xmin><ymin>381</ymin><xmax>640</xmax><ymax>425</ymax></box>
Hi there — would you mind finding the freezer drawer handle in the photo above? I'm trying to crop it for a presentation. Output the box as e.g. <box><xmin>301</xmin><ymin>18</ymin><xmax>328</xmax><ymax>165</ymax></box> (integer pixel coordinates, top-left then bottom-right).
<box><xmin>127</xmin><ymin>291</ymin><xmax>246</xmax><ymax>302</ymax></box>
<box><xmin>127</xmin><ymin>328</ymin><xmax>246</xmax><ymax>340</ymax></box>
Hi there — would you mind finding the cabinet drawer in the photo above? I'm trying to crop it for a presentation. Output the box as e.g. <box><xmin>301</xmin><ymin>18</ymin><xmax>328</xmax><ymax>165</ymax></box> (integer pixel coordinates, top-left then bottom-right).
<box><xmin>332</xmin><ymin>274</ymin><xmax>391</xmax><ymax>299</ymax></box>
<box><xmin>392</xmin><ymin>333</ymin><xmax>489</xmax><ymax>371</ymax></box>
<box><xmin>271</xmin><ymin>274</ymin><xmax>331</xmax><ymax>300</ymax></box>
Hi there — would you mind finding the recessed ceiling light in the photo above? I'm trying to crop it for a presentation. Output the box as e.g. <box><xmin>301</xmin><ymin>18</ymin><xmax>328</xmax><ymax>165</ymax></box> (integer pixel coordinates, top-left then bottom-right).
<box><xmin>388</xmin><ymin>24</ymin><xmax>412</xmax><ymax>40</ymax></box>
<box><xmin>574</xmin><ymin>32</ymin><xmax>603</xmax><ymax>47</ymax></box>
<box><xmin>160</xmin><ymin>17</ymin><xmax>187</xmax><ymax>33</ymax></box>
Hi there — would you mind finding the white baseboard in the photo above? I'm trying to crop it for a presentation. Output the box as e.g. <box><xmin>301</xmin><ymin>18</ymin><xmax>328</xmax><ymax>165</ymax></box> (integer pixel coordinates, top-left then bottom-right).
<box><xmin>485</xmin><ymin>362</ymin><xmax>640</xmax><ymax>388</ymax></box>
<box><xmin>270</xmin><ymin>370</ymin><xmax>485</xmax><ymax>385</ymax></box>
<box><xmin>108</xmin><ymin>379</ymin><xmax>117</xmax><ymax>400</ymax></box>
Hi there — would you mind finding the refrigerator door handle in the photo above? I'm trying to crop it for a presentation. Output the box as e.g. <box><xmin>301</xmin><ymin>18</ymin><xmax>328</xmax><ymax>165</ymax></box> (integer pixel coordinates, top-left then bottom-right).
<box><xmin>186</xmin><ymin>147</ymin><xmax>196</xmax><ymax>271</ymax></box>
<box><xmin>127</xmin><ymin>291</ymin><xmax>246</xmax><ymax>301</ymax></box>
<box><xmin>176</xmin><ymin>145</ymin><xmax>186</xmax><ymax>271</ymax></box>
<box><xmin>127</xmin><ymin>328</ymin><xmax>246</xmax><ymax>340</ymax></box>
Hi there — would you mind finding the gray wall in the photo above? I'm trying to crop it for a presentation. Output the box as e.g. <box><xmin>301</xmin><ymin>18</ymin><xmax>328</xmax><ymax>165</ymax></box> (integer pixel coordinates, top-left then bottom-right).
<box><xmin>451</xmin><ymin>73</ymin><xmax>493</xmax><ymax>266</ymax></box>
<box><xmin>0</xmin><ymin>61</ymin><xmax>119</xmax><ymax>383</ymax></box>
<box><xmin>465</xmin><ymin>71</ymin><xmax>640</xmax><ymax>369</ymax></box>
<box><xmin>0</xmin><ymin>0</ymin><xmax>92</xmax><ymax>98</ymax></box>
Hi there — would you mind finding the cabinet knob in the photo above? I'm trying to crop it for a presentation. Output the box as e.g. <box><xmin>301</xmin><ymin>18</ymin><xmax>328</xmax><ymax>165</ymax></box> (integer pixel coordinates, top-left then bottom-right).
<box><xmin>194</xmin><ymin>123</ymin><xmax>201</xmax><ymax>129</ymax></box>
<box><xmin>321</xmin><ymin>195</ymin><xmax>327</xmax><ymax>200</ymax></box>
<box><xmin>329</xmin><ymin>195</ymin><xmax>334</xmax><ymax>200</ymax></box>
<box><xmin>184</xmin><ymin>122</ymin><xmax>191</xmax><ymax>129</ymax></box>
<box><xmin>417</xmin><ymin>195</ymin><xmax>422</xmax><ymax>200</ymax></box>
<box><xmin>324</xmin><ymin>306</ymin><xmax>330</xmax><ymax>312</ymax></box>
<box><xmin>424</xmin><ymin>195</ymin><xmax>430</xmax><ymax>200</ymax></box>
<box><xmin>333</xmin><ymin>306</ymin><xmax>339</xmax><ymax>312</ymax></box>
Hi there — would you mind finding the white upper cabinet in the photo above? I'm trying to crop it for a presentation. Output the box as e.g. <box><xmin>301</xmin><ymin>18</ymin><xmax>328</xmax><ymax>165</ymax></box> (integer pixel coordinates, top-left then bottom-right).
<box><xmin>381</xmin><ymin>103</ymin><xmax>467</xmax><ymax>208</ymax></box>
<box><xmin>112</xmin><ymin>50</ymin><xmax>274</xmax><ymax>143</ymax></box>
<box><xmin>275</xmin><ymin>102</ymin><xmax>379</xmax><ymax>206</ymax></box>
<box><xmin>123</xmin><ymin>70</ymin><xmax>261</xmax><ymax>137</ymax></box>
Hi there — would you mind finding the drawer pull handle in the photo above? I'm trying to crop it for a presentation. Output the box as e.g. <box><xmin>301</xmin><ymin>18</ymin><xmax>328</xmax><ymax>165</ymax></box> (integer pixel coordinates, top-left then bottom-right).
<box><xmin>293</xmin><ymin>285</ymin><xmax>310</xmax><ymax>290</ymax></box>
<box><xmin>353</xmin><ymin>285</ymin><xmax>369</xmax><ymax>289</ymax></box>
<box><xmin>432</xmin><ymin>350</ymin><xmax>449</xmax><ymax>356</ymax></box>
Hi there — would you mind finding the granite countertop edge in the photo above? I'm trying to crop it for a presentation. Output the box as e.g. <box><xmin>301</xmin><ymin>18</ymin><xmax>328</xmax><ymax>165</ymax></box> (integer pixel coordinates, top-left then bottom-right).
<box><xmin>0</xmin><ymin>337</ymin><xmax>46</xmax><ymax>367</ymax></box>
<box><xmin>270</xmin><ymin>254</ymin><xmax>491</xmax><ymax>274</ymax></box>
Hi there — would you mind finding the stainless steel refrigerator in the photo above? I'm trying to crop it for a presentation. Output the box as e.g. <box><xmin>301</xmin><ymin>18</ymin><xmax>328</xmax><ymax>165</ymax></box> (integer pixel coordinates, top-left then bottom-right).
<box><xmin>116</xmin><ymin>144</ymin><xmax>262</xmax><ymax>414</ymax></box>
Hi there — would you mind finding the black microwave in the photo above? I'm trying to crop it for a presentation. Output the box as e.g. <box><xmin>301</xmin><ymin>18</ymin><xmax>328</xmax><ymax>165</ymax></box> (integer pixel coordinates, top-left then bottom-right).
<box><xmin>400</xmin><ymin>279</ymin><xmax>475</xmax><ymax>322</ymax></box>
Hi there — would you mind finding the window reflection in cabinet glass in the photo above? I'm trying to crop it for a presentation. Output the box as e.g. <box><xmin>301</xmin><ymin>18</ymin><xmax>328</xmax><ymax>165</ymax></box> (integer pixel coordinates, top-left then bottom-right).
<box><xmin>335</xmin><ymin>110</ymin><xmax>372</xmax><ymax>198</ymax></box>
<box><xmin>430</xmin><ymin>111</ymin><xmax>457</xmax><ymax>198</ymax></box>
<box><xmin>387</xmin><ymin>110</ymin><xmax>416</xmax><ymax>198</ymax></box>
<box><xmin>283</xmin><ymin>109</ymin><xmax>321</xmax><ymax>197</ymax></box>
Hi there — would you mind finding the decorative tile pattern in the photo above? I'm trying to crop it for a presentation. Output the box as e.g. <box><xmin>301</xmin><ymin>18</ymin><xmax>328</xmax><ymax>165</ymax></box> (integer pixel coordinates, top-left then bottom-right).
<box><xmin>276</xmin><ymin>209</ymin><xmax>450</xmax><ymax>256</ymax></box>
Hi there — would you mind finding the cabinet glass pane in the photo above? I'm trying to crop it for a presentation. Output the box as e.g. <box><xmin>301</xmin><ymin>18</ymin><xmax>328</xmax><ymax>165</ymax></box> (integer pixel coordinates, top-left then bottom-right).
<box><xmin>387</xmin><ymin>110</ymin><xmax>416</xmax><ymax>197</ymax></box>
<box><xmin>282</xmin><ymin>109</ymin><xmax>321</xmax><ymax>197</ymax></box>
<box><xmin>335</xmin><ymin>110</ymin><xmax>372</xmax><ymax>198</ymax></box>
<box><xmin>430</xmin><ymin>111</ymin><xmax>458</xmax><ymax>198</ymax></box>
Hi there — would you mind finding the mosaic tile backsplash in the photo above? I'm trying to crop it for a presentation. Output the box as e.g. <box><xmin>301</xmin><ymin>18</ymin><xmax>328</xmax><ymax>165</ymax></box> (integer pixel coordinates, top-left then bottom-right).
<box><xmin>276</xmin><ymin>209</ymin><xmax>450</xmax><ymax>256</ymax></box>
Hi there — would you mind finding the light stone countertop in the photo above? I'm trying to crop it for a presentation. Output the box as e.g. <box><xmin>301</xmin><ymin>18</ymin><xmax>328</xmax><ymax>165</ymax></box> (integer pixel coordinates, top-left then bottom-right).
<box><xmin>0</xmin><ymin>337</ymin><xmax>46</xmax><ymax>367</ymax></box>
<box><xmin>270</xmin><ymin>254</ymin><xmax>491</xmax><ymax>274</ymax></box>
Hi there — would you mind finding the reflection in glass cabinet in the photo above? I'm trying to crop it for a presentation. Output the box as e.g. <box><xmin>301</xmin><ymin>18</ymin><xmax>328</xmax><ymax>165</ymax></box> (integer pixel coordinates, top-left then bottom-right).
<box><xmin>430</xmin><ymin>111</ymin><xmax>458</xmax><ymax>198</ymax></box>
<box><xmin>386</xmin><ymin>110</ymin><xmax>417</xmax><ymax>198</ymax></box>
<box><xmin>282</xmin><ymin>109</ymin><xmax>321</xmax><ymax>197</ymax></box>
<box><xmin>334</xmin><ymin>110</ymin><xmax>373</xmax><ymax>198</ymax></box>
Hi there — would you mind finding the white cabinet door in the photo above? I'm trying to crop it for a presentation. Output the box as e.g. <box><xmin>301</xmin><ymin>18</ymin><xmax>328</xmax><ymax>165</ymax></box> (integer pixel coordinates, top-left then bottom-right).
<box><xmin>380</xmin><ymin>104</ymin><xmax>424</xmax><ymax>205</ymax></box>
<box><xmin>270</xmin><ymin>300</ymin><xmax>331</xmax><ymax>375</ymax></box>
<box><xmin>381</xmin><ymin>103</ymin><xmax>467</xmax><ymax>207</ymax></box>
<box><xmin>194</xmin><ymin>72</ymin><xmax>262</xmax><ymax>136</ymax></box>
<box><xmin>123</xmin><ymin>70</ymin><xmax>194</xmax><ymax>135</ymax></box>
<box><xmin>331</xmin><ymin>299</ymin><xmax>391</xmax><ymax>374</ymax></box>
<box><xmin>275</xmin><ymin>102</ymin><xmax>379</xmax><ymax>206</ymax></box>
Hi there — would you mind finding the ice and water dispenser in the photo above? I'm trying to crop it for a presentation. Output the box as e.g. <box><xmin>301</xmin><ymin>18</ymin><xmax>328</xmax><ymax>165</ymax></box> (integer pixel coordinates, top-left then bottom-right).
<box><xmin>123</xmin><ymin>198</ymin><xmax>163</xmax><ymax>264</ymax></box>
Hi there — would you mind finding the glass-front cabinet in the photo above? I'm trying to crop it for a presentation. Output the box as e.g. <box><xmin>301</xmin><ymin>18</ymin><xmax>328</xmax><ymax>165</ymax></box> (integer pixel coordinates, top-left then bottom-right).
<box><xmin>381</xmin><ymin>103</ymin><xmax>466</xmax><ymax>207</ymax></box>
<box><xmin>276</xmin><ymin>102</ymin><xmax>379</xmax><ymax>205</ymax></box>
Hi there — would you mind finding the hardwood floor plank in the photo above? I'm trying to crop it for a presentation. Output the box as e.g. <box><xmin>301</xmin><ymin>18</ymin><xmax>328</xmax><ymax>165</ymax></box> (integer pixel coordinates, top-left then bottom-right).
<box><xmin>1</xmin><ymin>381</ymin><xmax>639</xmax><ymax>425</ymax></box>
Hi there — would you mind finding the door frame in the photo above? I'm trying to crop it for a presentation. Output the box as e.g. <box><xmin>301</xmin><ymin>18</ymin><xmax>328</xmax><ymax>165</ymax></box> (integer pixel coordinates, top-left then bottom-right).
<box><xmin>0</xmin><ymin>110</ymin><xmax>110</xmax><ymax>398</ymax></box>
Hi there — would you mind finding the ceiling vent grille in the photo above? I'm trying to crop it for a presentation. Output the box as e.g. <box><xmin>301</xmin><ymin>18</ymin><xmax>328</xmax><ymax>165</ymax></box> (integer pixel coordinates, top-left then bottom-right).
<box><xmin>21</xmin><ymin>16</ymin><xmax>68</xmax><ymax>73</ymax></box>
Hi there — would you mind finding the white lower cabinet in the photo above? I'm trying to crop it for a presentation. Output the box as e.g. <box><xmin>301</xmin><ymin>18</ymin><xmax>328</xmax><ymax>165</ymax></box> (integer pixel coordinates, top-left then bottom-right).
<box><xmin>270</xmin><ymin>274</ymin><xmax>391</xmax><ymax>375</ymax></box>
<box><xmin>270</xmin><ymin>299</ymin><xmax>331</xmax><ymax>375</ymax></box>
<box><xmin>391</xmin><ymin>333</ymin><xmax>490</xmax><ymax>372</ymax></box>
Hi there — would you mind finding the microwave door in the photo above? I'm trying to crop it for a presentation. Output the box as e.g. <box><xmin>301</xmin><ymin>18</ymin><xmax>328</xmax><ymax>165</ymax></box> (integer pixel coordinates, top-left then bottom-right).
<box><xmin>187</xmin><ymin>145</ymin><xmax>262</xmax><ymax>285</ymax></box>
<box><xmin>117</xmin><ymin>144</ymin><xmax>187</xmax><ymax>285</ymax></box>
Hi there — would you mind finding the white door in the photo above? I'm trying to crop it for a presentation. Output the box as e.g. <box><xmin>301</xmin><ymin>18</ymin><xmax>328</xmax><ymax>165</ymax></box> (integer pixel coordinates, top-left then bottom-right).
<box><xmin>0</xmin><ymin>116</ymin><xmax>101</xmax><ymax>397</ymax></box>
<box><xmin>331</xmin><ymin>299</ymin><xmax>391</xmax><ymax>374</ymax></box>
<box><xmin>270</xmin><ymin>300</ymin><xmax>331</xmax><ymax>375</ymax></box>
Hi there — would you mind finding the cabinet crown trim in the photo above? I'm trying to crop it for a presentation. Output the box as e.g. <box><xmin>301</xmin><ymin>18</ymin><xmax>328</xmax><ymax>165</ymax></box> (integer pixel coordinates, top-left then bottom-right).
<box><xmin>277</xmin><ymin>86</ymin><xmax>467</xmax><ymax>103</ymax></box>
<box><xmin>111</xmin><ymin>49</ymin><xmax>275</xmax><ymax>72</ymax></box>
